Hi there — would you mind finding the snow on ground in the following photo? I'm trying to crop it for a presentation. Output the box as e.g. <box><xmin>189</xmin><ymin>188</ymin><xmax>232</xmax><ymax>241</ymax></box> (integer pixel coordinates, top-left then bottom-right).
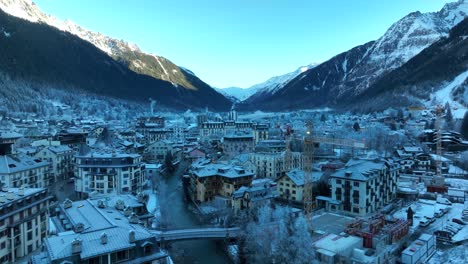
<box><xmin>452</xmin><ymin>224</ymin><xmax>468</xmax><ymax>242</ymax></box>
<box><xmin>145</xmin><ymin>191</ymin><xmax>161</xmax><ymax>228</ymax></box>
<box><xmin>448</xmin><ymin>165</ymin><xmax>468</xmax><ymax>176</ymax></box>
<box><xmin>431</xmin><ymin>70</ymin><xmax>468</xmax><ymax>119</ymax></box>
<box><xmin>393</xmin><ymin>200</ymin><xmax>463</xmax><ymax>233</ymax></box>
<box><xmin>48</xmin><ymin>218</ymin><xmax>57</xmax><ymax>235</ymax></box>
<box><xmin>445</xmin><ymin>178</ymin><xmax>468</xmax><ymax>190</ymax></box>
<box><xmin>428</xmin><ymin>243</ymin><xmax>468</xmax><ymax>264</ymax></box>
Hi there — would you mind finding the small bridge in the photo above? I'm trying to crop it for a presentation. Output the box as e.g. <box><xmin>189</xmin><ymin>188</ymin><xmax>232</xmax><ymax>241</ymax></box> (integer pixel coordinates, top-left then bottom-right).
<box><xmin>151</xmin><ymin>227</ymin><xmax>241</xmax><ymax>242</ymax></box>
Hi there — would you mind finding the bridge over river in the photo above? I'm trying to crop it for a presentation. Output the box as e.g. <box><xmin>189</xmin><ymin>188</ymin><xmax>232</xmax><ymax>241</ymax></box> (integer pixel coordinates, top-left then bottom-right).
<box><xmin>150</xmin><ymin>227</ymin><xmax>241</xmax><ymax>242</ymax></box>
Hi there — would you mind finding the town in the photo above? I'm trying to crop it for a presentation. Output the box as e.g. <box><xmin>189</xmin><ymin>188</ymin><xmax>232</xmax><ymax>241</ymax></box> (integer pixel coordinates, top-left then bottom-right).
<box><xmin>0</xmin><ymin>103</ymin><xmax>467</xmax><ymax>264</ymax></box>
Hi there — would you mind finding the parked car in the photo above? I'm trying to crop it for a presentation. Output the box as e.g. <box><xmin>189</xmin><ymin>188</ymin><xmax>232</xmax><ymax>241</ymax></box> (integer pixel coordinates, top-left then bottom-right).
<box><xmin>420</xmin><ymin>219</ymin><xmax>431</xmax><ymax>227</ymax></box>
<box><xmin>425</xmin><ymin>216</ymin><xmax>436</xmax><ymax>223</ymax></box>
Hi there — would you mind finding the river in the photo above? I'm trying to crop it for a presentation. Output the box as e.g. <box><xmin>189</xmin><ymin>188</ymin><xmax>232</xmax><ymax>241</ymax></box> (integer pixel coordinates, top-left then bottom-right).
<box><xmin>160</xmin><ymin>164</ymin><xmax>233</xmax><ymax>264</ymax></box>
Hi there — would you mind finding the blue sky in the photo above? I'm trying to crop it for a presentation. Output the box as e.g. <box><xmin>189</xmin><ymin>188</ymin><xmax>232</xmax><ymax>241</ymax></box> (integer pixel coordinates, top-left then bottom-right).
<box><xmin>34</xmin><ymin>0</ymin><xmax>453</xmax><ymax>88</ymax></box>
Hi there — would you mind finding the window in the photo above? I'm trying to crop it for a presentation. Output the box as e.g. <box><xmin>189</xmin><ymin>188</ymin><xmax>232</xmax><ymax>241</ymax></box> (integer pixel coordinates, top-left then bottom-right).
<box><xmin>88</xmin><ymin>256</ymin><xmax>101</xmax><ymax>264</ymax></box>
<box><xmin>27</xmin><ymin>231</ymin><xmax>33</xmax><ymax>240</ymax></box>
<box><xmin>353</xmin><ymin>207</ymin><xmax>360</xmax><ymax>213</ymax></box>
<box><xmin>336</xmin><ymin>179</ymin><xmax>342</xmax><ymax>184</ymax></box>
<box><xmin>353</xmin><ymin>181</ymin><xmax>359</xmax><ymax>187</ymax></box>
<box><xmin>116</xmin><ymin>250</ymin><xmax>129</xmax><ymax>261</ymax></box>
<box><xmin>28</xmin><ymin>245</ymin><xmax>33</xmax><ymax>253</ymax></box>
<box><xmin>144</xmin><ymin>245</ymin><xmax>152</xmax><ymax>255</ymax></box>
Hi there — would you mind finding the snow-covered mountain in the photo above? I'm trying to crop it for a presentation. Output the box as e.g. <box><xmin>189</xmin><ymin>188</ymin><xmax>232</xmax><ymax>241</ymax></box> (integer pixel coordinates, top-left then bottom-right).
<box><xmin>0</xmin><ymin>0</ymin><xmax>138</xmax><ymax>55</ymax></box>
<box><xmin>218</xmin><ymin>63</ymin><xmax>318</xmax><ymax>101</ymax></box>
<box><xmin>242</xmin><ymin>0</ymin><xmax>468</xmax><ymax>111</ymax></box>
<box><xmin>0</xmin><ymin>0</ymin><xmax>218</xmax><ymax>91</ymax></box>
<box><xmin>355</xmin><ymin>16</ymin><xmax>468</xmax><ymax>113</ymax></box>
<box><xmin>0</xmin><ymin>1</ymin><xmax>232</xmax><ymax>111</ymax></box>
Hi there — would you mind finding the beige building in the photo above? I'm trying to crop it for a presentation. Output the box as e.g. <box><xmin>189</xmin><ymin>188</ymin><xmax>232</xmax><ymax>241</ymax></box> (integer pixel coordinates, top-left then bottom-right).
<box><xmin>144</xmin><ymin>140</ymin><xmax>175</xmax><ymax>162</ymax></box>
<box><xmin>34</xmin><ymin>145</ymin><xmax>74</xmax><ymax>181</ymax></box>
<box><xmin>277</xmin><ymin>169</ymin><xmax>305</xmax><ymax>202</ymax></box>
<box><xmin>222</xmin><ymin>134</ymin><xmax>255</xmax><ymax>158</ymax></box>
<box><xmin>188</xmin><ymin>163</ymin><xmax>254</xmax><ymax>203</ymax></box>
<box><xmin>74</xmin><ymin>152</ymin><xmax>145</xmax><ymax>198</ymax></box>
<box><xmin>0</xmin><ymin>187</ymin><xmax>51</xmax><ymax>263</ymax></box>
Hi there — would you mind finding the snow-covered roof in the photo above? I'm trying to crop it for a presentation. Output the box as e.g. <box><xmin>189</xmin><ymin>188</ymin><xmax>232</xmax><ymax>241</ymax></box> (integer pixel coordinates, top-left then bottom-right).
<box><xmin>0</xmin><ymin>155</ymin><xmax>49</xmax><ymax>174</ymax></box>
<box><xmin>192</xmin><ymin>163</ymin><xmax>254</xmax><ymax>179</ymax></box>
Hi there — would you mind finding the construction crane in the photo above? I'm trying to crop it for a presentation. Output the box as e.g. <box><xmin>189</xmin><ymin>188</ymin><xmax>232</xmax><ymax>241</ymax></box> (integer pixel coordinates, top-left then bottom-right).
<box><xmin>284</xmin><ymin>124</ymin><xmax>293</xmax><ymax>172</ymax></box>
<box><xmin>435</xmin><ymin>106</ymin><xmax>444</xmax><ymax>177</ymax></box>
<box><xmin>303</xmin><ymin>120</ymin><xmax>315</xmax><ymax>230</ymax></box>
<box><xmin>427</xmin><ymin>105</ymin><xmax>447</xmax><ymax>193</ymax></box>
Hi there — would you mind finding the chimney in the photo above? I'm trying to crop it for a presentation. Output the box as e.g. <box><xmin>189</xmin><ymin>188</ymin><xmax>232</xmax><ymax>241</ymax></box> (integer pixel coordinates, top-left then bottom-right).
<box><xmin>129</xmin><ymin>230</ymin><xmax>136</xmax><ymax>243</ymax></box>
<box><xmin>115</xmin><ymin>199</ymin><xmax>125</xmax><ymax>210</ymax></box>
<box><xmin>18</xmin><ymin>187</ymin><xmax>24</xmax><ymax>196</ymax></box>
<box><xmin>100</xmin><ymin>232</ymin><xmax>108</xmax><ymax>244</ymax></box>
<box><xmin>0</xmin><ymin>195</ymin><xmax>5</xmax><ymax>203</ymax></box>
<box><xmin>7</xmin><ymin>191</ymin><xmax>14</xmax><ymax>200</ymax></box>
<box><xmin>74</xmin><ymin>223</ymin><xmax>84</xmax><ymax>233</ymax></box>
<box><xmin>97</xmin><ymin>200</ymin><xmax>106</xmax><ymax>208</ymax></box>
<box><xmin>71</xmin><ymin>239</ymin><xmax>82</xmax><ymax>254</ymax></box>
<box><xmin>128</xmin><ymin>213</ymin><xmax>139</xmax><ymax>224</ymax></box>
<box><xmin>123</xmin><ymin>206</ymin><xmax>132</xmax><ymax>217</ymax></box>
<box><xmin>63</xmin><ymin>199</ymin><xmax>73</xmax><ymax>209</ymax></box>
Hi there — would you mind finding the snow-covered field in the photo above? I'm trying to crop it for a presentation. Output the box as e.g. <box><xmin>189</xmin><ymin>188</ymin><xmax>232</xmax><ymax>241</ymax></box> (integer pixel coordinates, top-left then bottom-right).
<box><xmin>445</xmin><ymin>178</ymin><xmax>468</xmax><ymax>190</ymax></box>
<box><xmin>431</xmin><ymin>70</ymin><xmax>468</xmax><ymax>119</ymax></box>
<box><xmin>428</xmin><ymin>243</ymin><xmax>468</xmax><ymax>264</ymax></box>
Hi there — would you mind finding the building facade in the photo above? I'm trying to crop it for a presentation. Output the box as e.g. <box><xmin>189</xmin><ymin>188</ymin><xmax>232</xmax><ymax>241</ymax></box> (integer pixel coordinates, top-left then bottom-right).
<box><xmin>0</xmin><ymin>155</ymin><xmax>51</xmax><ymax>189</ymax></box>
<box><xmin>330</xmin><ymin>159</ymin><xmax>399</xmax><ymax>216</ymax></box>
<box><xmin>0</xmin><ymin>188</ymin><xmax>51</xmax><ymax>263</ymax></box>
<box><xmin>34</xmin><ymin>145</ymin><xmax>74</xmax><ymax>181</ymax></box>
<box><xmin>74</xmin><ymin>152</ymin><xmax>145</xmax><ymax>198</ymax></box>
<box><xmin>222</xmin><ymin>134</ymin><xmax>255</xmax><ymax>158</ymax></box>
<box><xmin>188</xmin><ymin>163</ymin><xmax>254</xmax><ymax>203</ymax></box>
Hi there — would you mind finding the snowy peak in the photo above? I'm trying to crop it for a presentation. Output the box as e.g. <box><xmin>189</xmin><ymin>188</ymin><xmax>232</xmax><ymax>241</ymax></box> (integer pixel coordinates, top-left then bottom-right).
<box><xmin>0</xmin><ymin>0</ymin><xmax>213</xmax><ymax>93</ymax></box>
<box><xmin>0</xmin><ymin>0</ymin><xmax>140</xmax><ymax>56</ymax></box>
<box><xmin>218</xmin><ymin>63</ymin><xmax>318</xmax><ymax>102</ymax></box>
<box><xmin>249</xmin><ymin>63</ymin><xmax>319</xmax><ymax>95</ymax></box>
<box><xmin>243</xmin><ymin>0</ymin><xmax>468</xmax><ymax>111</ymax></box>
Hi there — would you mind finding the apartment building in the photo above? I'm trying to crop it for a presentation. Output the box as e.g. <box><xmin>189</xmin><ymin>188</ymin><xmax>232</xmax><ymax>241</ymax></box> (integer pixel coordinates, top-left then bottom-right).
<box><xmin>188</xmin><ymin>163</ymin><xmax>254</xmax><ymax>203</ymax></box>
<box><xmin>74</xmin><ymin>152</ymin><xmax>145</xmax><ymax>198</ymax></box>
<box><xmin>222</xmin><ymin>133</ymin><xmax>255</xmax><ymax>158</ymax></box>
<box><xmin>330</xmin><ymin>159</ymin><xmax>399</xmax><ymax>216</ymax></box>
<box><xmin>0</xmin><ymin>187</ymin><xmax>51</xmax><ymax>263</ymax></box>
<box><xmin>34</xmin><ymin>145</ymin><xmax>74</xmax><ymax>181</ymax></box>
<box><xmin>249</xmin><ymin>151</ymin><xmax>302</xmax><ymax>179</ymax></box>
<box><xmin>0</xmin><ymin>155</ymin><xmax>51</xmax><ymax>189</ymax></box>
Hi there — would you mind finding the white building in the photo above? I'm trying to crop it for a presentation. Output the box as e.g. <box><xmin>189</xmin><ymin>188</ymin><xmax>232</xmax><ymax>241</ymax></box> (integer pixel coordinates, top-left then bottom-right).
<box><xmin>249</xmin><ymin>151</ymin><xmax>302</xmax><ymax>179</ymax></box>
<box><xmin>330</xmin><ymin>159</ymin><xmax>399</xmax><ymax>216</ymax></box>
<box><xmin>74</xmin><ymin>152</ymin><xmax>145</xmax><ymax>198</ymax></box>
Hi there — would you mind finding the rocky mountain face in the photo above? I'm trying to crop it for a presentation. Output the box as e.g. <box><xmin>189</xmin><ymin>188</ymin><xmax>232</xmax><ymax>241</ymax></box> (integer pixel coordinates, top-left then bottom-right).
<box><xmin>354</xmin><ymin>17</ymin><xmax>468</xmax><ymax>112</ymax></box>
<box><xmin>0</xmin><ymin>8</ymin><xmax>231</xmax><ymax>111</ymax></box>
<box><xmin>241</xmin><ymin>0</ymin><xmax>468</xmax><ymax>111</ymax></box>
<box><xmin>0</xmin><ymin>0</ymin><xmax>227</xmax><ymax>94</ymax></box>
